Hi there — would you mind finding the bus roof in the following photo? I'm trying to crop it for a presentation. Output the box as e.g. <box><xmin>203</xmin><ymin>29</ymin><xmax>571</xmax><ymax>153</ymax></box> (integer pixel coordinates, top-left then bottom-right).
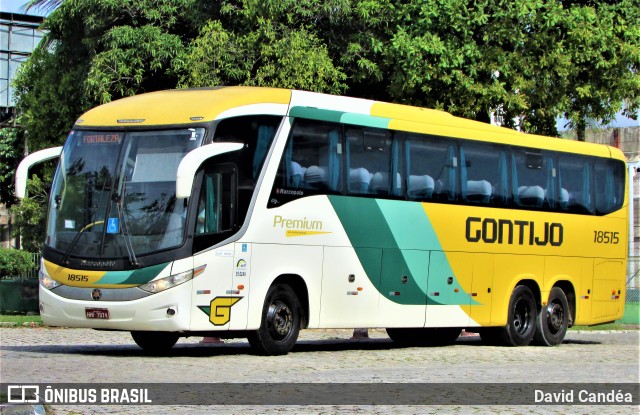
<box><xmin>76</xmin><ymin>87</ymin><xmax>292</xmax><ymax>127</ymax></box>
<box><xmin>75</xmin><ymin>86</ymin><xmax>623</xmax><ymax>161</ymax></box>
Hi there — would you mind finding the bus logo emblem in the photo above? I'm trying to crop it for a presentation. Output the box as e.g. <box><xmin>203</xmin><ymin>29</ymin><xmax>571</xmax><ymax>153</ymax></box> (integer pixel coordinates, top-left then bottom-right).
<box><xmin>91</xmin><ymin>289</ymin><xmax>102</xmax><ymax>300</ymax></box>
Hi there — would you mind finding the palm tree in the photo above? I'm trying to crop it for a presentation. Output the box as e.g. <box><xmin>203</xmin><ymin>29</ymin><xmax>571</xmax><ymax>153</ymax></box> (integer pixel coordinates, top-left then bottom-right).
<box><xmin>23</xmin><ymin>0</ymin><xmax>62</xmax><ymax>14</ymax></box>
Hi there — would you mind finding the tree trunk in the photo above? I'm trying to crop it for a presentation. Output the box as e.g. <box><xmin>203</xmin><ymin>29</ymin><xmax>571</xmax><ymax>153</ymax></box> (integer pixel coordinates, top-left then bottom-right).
<box><xmin>576</xmin><ymin>118</ymin><xmax>586</xmax><ymax>142</ymax></box>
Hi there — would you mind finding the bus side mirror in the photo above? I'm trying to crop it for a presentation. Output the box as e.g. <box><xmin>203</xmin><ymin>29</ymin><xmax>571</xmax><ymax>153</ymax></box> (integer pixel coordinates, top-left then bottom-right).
<box><xmin>15</xmin><ymin>146</ymin><xmax>63</xmax><ymax>199</ymax></box>
<box><xmin>175</xmin><ymin>142</ymin><xmax>244</xmax><ymax>198</ymax></box>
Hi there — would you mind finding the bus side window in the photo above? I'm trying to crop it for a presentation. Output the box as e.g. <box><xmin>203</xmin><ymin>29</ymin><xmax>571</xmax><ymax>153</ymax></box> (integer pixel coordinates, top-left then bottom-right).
<box><xmin>213</xmin><ymin>116</ymin><xmax>281</xmax><ymax>181</ymax></box>
<box><xmin>346</xmin><ymin>127</ymin><xmax>394</xmax><ymax>196</ymax></box>
<box><xmin>277</xmin><ymin>120</ymin><xmax>343</xmax><ymax>193</ymax></box>
<box><xmin>595</xmin><ymin>159</ymin><xmax>625</xmax><ymax>215</ymax></box>
<box><xmin>407</xmin><ymin>136</ymin><xmax>455</xmax><ymax>202</ymax></box>
<box><xmin>459</xmin><ymin>142</ymin><xmax>507</xmax><ymax>206</ymax></box>
<box><xmin>512</xmin><ymin>150</ymin><xmax>550</xmax><ymax>209</ymax></box>
<box><xmin>558</xmin><ymin>154</ymin><xmax>593</xmax><ymax>214</ymax></box>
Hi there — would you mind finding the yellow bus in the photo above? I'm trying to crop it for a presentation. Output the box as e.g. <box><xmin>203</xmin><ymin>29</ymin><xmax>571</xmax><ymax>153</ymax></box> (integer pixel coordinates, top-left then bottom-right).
<box><xmin>16</xmin><ymin>87</ymin><xmax>628</xmax><ymax>354</ymax></box>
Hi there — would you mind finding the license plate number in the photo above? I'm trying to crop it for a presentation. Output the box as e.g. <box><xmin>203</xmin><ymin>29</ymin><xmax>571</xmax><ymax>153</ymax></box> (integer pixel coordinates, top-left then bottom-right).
<box><xmin>85</xmin><ymin>308</ymin><xmax>110</xmax><ymax>319</ymax></box>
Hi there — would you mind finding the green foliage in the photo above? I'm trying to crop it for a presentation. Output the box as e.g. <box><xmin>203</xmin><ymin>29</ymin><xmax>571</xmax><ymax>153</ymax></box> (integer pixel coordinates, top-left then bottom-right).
<box><xmin>379</xmin><ymin>0</ymin><xmax>640</xmax><ymax>135</ymax></box>
<box><xmin>13</xmin><ymin>0</ymin><xmax>202</xmax><ymax>152</ymax></box>
<box><xmin>12</xmin><ymin>0</ymin><xmax>640</xmax><ymax>154</ymax></box>
<box><xmin>0</xmin><ymin>129</ymin><xmax>23</xmax><ymax>205</ymax></box>
<box><xmin>177</xmin><ymin>20</ymin><xmax>347</xmax><ymax>93</ymax></box>
<box><xmin>0</xmin><ymin>248</ymin><xmax>34</xmax><ymax>278</ymax></box>
<box><xmin>10</xmin><ymin>176</ymin><xmax>49</xmax><ymax>253</ymax></box>
<box><xmin>86</xmin><ymin>24</ymin><xmax>184</xmax><ymax>103</ymax></box>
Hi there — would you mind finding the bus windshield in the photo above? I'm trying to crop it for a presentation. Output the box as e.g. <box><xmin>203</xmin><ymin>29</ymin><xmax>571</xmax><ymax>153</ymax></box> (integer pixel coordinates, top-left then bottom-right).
<box><xmin>47</xmin><ymin>128</ymin><xmax>205</xmax><ymax>260</ymax></box>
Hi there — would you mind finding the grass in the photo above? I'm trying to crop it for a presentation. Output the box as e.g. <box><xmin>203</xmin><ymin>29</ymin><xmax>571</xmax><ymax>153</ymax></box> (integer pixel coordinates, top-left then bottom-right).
<box><xmin>569</xmin><ymin>322</ymin><xmax>638</xmax><ymax>331</ymax></box>
<box><xmin>0</xmin><ymin>314</ymin><xmax>44</xmax><ymax>326</ymax></box>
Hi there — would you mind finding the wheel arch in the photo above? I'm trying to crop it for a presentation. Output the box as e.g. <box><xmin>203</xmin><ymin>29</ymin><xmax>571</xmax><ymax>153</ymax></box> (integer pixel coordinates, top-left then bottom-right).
<box><xmin>516</xmin><ymin>278</ymin><xmax>541</xmax><ymax>307</ymax></box>
<box><xmin>272</xmin><ymin>274</ymin><xmax>310</xmax><ymax>329</ymax></box>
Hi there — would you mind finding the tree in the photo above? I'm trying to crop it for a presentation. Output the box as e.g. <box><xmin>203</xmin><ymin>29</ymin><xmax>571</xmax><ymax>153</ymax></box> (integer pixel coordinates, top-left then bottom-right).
<box><xmin>177</xmin><ymin>20</ymin><xmax>347</xmax><ymax>94</ymax></box>
<box><xmin>24</xmin><ymin>0</ymin><xmax>62</xmax><ymax>14</ymax></box>
<box><xmin>554</xmin><ymin>1</ymin><xmax>640</xmax><ymax>139</ymax></box>
<box><xmin>14</xmin><ymin>0</ymin><xmax>640</xmax><ymax>149</ymax></box>
<box><xmin>176</xmin><ymin>0</ymin><xmax>391</xmax><ymax>93</ymax></box>
<box><xmin>0</xmin><ymin>128</ymin><xmax>24</xmax><ymax>205</ymax></box>
<box><xmin>10</xmin><ymin>175</ymin><xmax>49</xmax><ymax>252</ymax></box>
<box><xmin>13</xmin><ymin>0</ymin><xmax>204</xmax><ymax>153</ymax></box>
<box><xmin>376</xmin><ymin>0</ymin><xmax>639</xmax><ymax>137</ymax></box>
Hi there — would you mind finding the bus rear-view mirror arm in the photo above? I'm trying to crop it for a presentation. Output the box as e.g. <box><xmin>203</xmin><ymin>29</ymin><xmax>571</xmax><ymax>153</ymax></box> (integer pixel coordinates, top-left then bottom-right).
<box><xmin>176</xmin><ymin>142</ymin><xmax>244</xmax><ymax>199</ymax></box>
<box><xmin>15</xmin><ymin>146</ymin><xmax>63</xmax><ymax>199</ymax></box>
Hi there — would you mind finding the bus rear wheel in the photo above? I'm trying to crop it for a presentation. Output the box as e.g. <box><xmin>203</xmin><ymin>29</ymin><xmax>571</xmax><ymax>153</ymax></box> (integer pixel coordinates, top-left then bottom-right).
<box><xmin>131</xmin><ymin>331</ymin><xmax>179</xmax><ymax>352</ymax></box>
<box><xmin>503</xmin><ymin>285</ymin><xmax>537</xmax><ymax>346</ymax></box>
<box><xmin>481</xmin><ymin>285</ymin><xmax>537</xmax><ymax>346</ymax></box>
<box><xmin>533</xmin><ymin>287</ymin><xmax>569</xmax><ymax>346</ymax></box>
<box><xmin>248</xmin><ymin>283</ymin><xmax>300</xmax><ymax>355</ymax></box>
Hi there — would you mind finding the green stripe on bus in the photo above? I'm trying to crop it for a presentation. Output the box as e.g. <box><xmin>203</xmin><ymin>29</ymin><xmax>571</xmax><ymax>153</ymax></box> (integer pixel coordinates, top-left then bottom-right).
<box><xmin>340</xmin><ymin>113</ymin><xmax>390</xmax><ymax>129</ymax></box>
<box><xmin>328</xmin><ymin>196</ymin><xmax>435</xmax><ymax>305</ymax></box>
<box><xmin>289</xmin><ymin>107</ymin><xmax>391</xmax><ymax>129</ymax></box>
<box><xmin>289</xmin><ymin>107</ymin><xmax>344</xmax><ymax>123</ymax></box>
<box><xmin>329</xmin><ymin>196</ymin><xmax>478</xmax><ymax>306</ymax></box>
<box><xmin>96</xmin><ymin>262</ymin><xmax>169</xmax><ymax>285</ymax></box>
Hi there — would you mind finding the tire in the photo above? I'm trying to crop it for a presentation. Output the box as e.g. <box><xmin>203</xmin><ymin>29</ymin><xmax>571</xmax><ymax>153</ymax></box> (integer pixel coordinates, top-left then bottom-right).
<box><xmin>479</xmin><ymin>327</ymin><xmax>505</xmax><ymax>345</ymax></box>
<box><xmin>533</xmin><ymin>286</ymin><xmax>569</xmax><ymax>346</ymax></box>
<box><xmin>386</xmin><ymin>327</ymin><xmax>461</xmax><ymax>346</ymax></box>
<box><xmin>386</xmin><ymin>328</ymin><xmax>420</xmax><ymax>344</ymax></box>
<box><xmin>248</xmin><ymin>284</ymin><xmax>301</xmax><ymax>355</ymax></box>
<box><xmin>131</xmin><ymin>331</ymin><xmax>179</xmax><ymax>352</ymax></box>
<box><xmin>503</xmin><ymin>285</ymin><xmax>537</xmax><ymax>346</ymax></box>
<box><xmin>421</xmin><ymin>327</ymin><xmax>462</xmax><ymax>346</ymax></box>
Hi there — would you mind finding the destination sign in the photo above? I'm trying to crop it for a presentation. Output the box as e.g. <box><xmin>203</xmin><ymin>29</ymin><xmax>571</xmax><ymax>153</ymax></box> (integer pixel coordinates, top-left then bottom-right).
<box><xmin>82</xmin><ymin>133</ymin><xmax>121</xmax><ymax>144</ymax></box>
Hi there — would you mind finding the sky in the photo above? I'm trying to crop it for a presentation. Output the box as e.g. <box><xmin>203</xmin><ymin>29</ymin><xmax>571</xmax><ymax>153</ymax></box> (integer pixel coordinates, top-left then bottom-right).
<box><xmin>1</xmin><ymin>0</ymin><xmax>638</xmax><ymax>130</ymax></box>
<box><xmin>1</xmin><ymin>0</ymin><xmax>48</xmax><ymax>16</ymax></box>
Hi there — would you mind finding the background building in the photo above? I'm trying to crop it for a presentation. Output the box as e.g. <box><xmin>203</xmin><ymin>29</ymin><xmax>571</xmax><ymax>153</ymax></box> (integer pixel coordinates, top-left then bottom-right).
<box><xmin>0</xmin><ymin>11</ymin><xmax>45</xmax><ymax>248</ymax></box>
<box><xmin>1</xmin><ymin>12</ymin><xmax>45</xmax><ymax>123</ymax></box>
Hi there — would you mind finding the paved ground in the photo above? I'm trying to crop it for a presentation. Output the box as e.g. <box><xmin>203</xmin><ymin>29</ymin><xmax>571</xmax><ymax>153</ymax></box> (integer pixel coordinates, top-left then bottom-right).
<box><xmin>1</xmin><ymin>327</ymin><xmax>638</xmax><ymax>414</ymax></box>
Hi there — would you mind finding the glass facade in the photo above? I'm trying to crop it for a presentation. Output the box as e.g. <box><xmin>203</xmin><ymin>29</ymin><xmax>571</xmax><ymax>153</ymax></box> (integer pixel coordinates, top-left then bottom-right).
<box><xmin>0</xmin><ymin>12</ymin><xmax>45</xmax><ymax>109</ymax></box>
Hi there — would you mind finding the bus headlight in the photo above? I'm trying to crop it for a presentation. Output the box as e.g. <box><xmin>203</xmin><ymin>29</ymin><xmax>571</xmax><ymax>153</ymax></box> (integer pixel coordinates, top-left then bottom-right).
<box><xmin>139</xmin><ymin>265</ymin><xmax>205</xmax><ymax>293</ymax></box>
<box><xmin>39</xmin><ymin>270</ymin><xmax>61</xmax><ymax>290</ymax></box>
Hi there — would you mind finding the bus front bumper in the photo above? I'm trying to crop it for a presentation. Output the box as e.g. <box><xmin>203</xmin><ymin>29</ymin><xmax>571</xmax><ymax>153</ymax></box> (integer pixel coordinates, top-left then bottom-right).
<box><xmin>38</xmin><ymin>281</ymin><xmax>193</xmax><ymax>332</ymax></box>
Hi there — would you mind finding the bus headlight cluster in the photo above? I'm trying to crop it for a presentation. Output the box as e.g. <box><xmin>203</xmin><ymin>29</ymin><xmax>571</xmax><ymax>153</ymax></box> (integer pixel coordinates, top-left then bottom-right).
<box><xmin>139</xmin><ymin>265</ymin><xmax>205</xmax><ymax>293</ymax></box>
<box><xmin>39</xmin><ymin>270</ymin><xmax>61</xmax><ymax>290</ymax></box>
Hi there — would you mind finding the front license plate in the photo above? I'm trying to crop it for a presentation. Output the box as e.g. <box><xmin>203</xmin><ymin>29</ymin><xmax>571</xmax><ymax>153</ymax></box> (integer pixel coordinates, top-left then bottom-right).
<box><xmin>85</xmin><ymin>308</ymin><xmax>110</xmax><ymax>319</ymax></box>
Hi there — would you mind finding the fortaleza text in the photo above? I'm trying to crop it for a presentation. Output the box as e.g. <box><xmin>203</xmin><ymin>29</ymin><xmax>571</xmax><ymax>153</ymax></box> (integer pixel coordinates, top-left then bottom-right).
<box><xmin>41</xmin><ymin>386</ymin><xmax>152</xmax><ymax>404</ymax></box>
<box><xmin>534</xmin><ymin>389</ymin><xmax>633</xmax><ymax>403</ymax></box>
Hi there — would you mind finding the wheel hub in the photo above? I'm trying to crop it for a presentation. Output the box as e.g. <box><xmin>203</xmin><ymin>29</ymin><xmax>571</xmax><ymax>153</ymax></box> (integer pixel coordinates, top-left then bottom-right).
<box><xmin>267</xmin><ymin>301</ymin><xmax>293</xmax><ymax>337</ymax></box>
<box><xmin>546</xmin><ymin>302</ymin><xmax>564</xmax><ymax>332</ymax></box>
<box><xmin>514</xmin><ymin>299</ymin><xmax>531</xmax><ymax>334</ymax></box>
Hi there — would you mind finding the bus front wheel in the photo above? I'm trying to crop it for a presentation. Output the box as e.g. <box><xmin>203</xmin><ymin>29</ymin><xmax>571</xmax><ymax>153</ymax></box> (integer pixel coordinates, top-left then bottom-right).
<box><xmin>248</xmin><ymin>283</ymin><xmax>300</xmax><ymax>355</ymax></box>
<box><xmin>131</xmin><ymin>331</ymin><xmax>179</xmax><ymax>352</ymax></box>
<box><xmin>533</xmin><ymin>287</ymin><xmax>569</xmax><ymax>346</ymax></box>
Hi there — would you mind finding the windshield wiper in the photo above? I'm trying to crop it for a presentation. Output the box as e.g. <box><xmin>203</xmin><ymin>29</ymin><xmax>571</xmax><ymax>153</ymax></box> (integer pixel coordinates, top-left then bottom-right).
<box><xmin>61</xmin><ymin>219</ymin><xmax>103</xmax><ymax>265</ymax></box>
<box><xmin>62</xmin><ymin>184</ymin><xmax>102</xmax><ymax>265</ymax></box>
<box><xmin>115</xmin><ymin>180</ymin><xmax>138</xmax><ymax>266</ymax></box>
